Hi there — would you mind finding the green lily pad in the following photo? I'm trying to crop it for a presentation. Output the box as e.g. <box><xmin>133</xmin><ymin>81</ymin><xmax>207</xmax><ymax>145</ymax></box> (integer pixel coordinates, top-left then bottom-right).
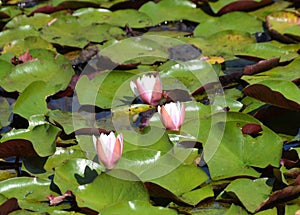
<box><xmin>0</xmin><ymin>177</ymin><xmax>55</xmax><ymax>200</ymax></box>
<box><xmin>74</xmin><ymin>170</ymin><xmax>149</xmax><ymax>211</ymax></box>
<box><xmin>0</xmin><ymin>6</ymin><xmax>22</xmax><ymax>19</ymax></box>
<box><xmin>180</xmin><ymin>185</ymin><xmax>214</xmax><ymax>206</ymax></box>
<box><xmin>235</xmin><ymin>42</ymin><xmax>299</xmax><ymax>62</ymax></box>
<box><xmin>159</xmin><ymin>60</ymin><xmax>221</xmax><ymax>93</ymax></box>
<box><xmin>0</xmin><ymin>25</ymin><xmax>39</xmax><ymax>47</ymax></box>
<box><xmin>52</xmin><ymin>0</ymin><xmax>107</xmax><ymax>6</ymax></box>
<box><xmin>44</xmin><ymin>146</ymin><xmax>86</xmax><ymax>173</ymax></box>
<box><xmin>54</xmin><ymin>158</ymin><xmax>103</xmax><ymax>193</ymax></box>
<box><xmin>76</xmin><ymin>71</ymin><xmax>136</xmax><ymax>109</ymax></box>
<box><xmin>217</xmin><ymin>178</ymin><xmax>272</xmax><ymax>213</ymax></box>
<box><xmin>40</xmin><ymin>15</ymin><xmax>124</xmax><ymax>48</ymax></box>
<box><xmin>13</xmin><ymin>81</ymin><xmax>54</xmax><ymax>119</ymax></box>
<box><xmin>121</xmin><ymin>127</ymin><xmax>173</xmax><ymax>153</ymax></box>
<box><xmin>194</xmin><ymin>12</ymin><xmax>263</xmax><ymax>38</ymax></box>
<box><xmin>100</xmin><ymin>200</ymin><xmax>178</xmax><ymax>215</ymax></box>
<box><xmin>18</xmin><ymin>200</ymin><xmax>71</xmax><ymax>212</ymax></box>
<box><xmin>207</xmin><ymin>30</ymin><xmax>256</xmax><ymax>60</ymax></box>
<box><xmin>2</xmin><ymin>36</ymin><xmax>55</xmax><ymax>55</ymax></box>
<box><xmin>249</xmin><ymin>1</ymin><xmax>292</xmax><ymax>20</ymax></box>
<box><xmin>0</xmin><ymin>117</ymin><xmax>60</xmax><ymax>157</ymax></box>
<box><xmin>100</xmin><ymin>35</ymin><xmax>182</xmax><ymax>64</ymax></box>
<box><xmin>5</xmin><ymin>13</ymin><xmax>52</xmax><ymax>29</ymax></box>
<box><xmin>0</xmin><ymin>49</ymin><xmax>74</xmax><ymax>93</ymax></box>
<box><xmin>242</xmin><ymin>57</ymin><xmax>300</xmax><ymax>84</ymax></box>
<box><xmin>148</xmin><ymin>164</ymin><xmax>208</xmax><ymax>197</ymax></box>
<box><xmin>139</xmin><ymin>0</ymin><xmax>210</xmax><ymax>26</ymax></box>
<box><xmin>204</xmin><ymin>112</ymin><xmax>282</xmax><ymax>180</ymax></box>
<box><xmin>74</xmin><ymin>8</ymin><xmax>152</xmax><ymax>28</ymax></box>
<box><xmin>243</xmin><ymin>79</ymin><xmax>300</xmax><ymax>111</ymax></box>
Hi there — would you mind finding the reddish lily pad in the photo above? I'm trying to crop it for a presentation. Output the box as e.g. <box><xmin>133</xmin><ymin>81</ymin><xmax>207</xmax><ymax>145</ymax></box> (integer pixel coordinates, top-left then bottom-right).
<box><xmin>243</xmin><ymin>80</ymin><xmax>300</xmax><ymax>112</ymax></box>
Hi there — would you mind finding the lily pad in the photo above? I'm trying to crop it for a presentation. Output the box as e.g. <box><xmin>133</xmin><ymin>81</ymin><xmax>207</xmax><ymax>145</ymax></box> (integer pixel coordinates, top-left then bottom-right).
<box><xmin>235</xmin><ymin>42</ymin><xmax>299</xmax><ymax>62</ymax></box>
<box><xmin>0</xmin><ymin>177</ymin><xmax>55</xmax><ymax>200</ymax></box>
<box><xmin>266</xmin><ymin>10</ymin><xmax>300</xmax><ymax>42</ymax></box>
<box><xmin>242</xmin><ymin>57</ymin><xmax>300</xmax><ymax>84</ymax></box>
<box><xmin>76</xmin><ymin>71</ymin><xmax>136</xmax><ymax>109</ymax></box>
<box><xmin>74</xmin><ymin>8</ymin><xmax>152</xmax><ymax>28</ymax></box>
<box><xmin>54</xmin><ymin>158</ymin><xmax>103</xmax><ymax>193</ymax></box>
<box><xmin>40</xmin><ymin>15</ymin><xmax>124</xmax><ymax>48</ymax></box>
<box><xmin>217</xmin><ymin>178</ymin><xmax>272</xmax><ymax>213</ymax></box>
<box><xmin>243</xmin><ymin>79</ymin><xmax>300</xmax><ymax>112</ymax></box>
<box><xmin>0</xmin><ymin>25</ymin><xmax>39</xmax><ymax>47</ymax></box>
<box><xmin>139</xmin><ymin>0</ymin><xmax>210</xmax><ymax>26</ymax></box>
<box><xmin>204</xmin><ymin>112</ymin><xmax>282</xmax><ymax>180</ymax></box>
<box><xmin>194</xmin><ymin>12</ymin><xmax>263</xmax><ymax>38</ymax></box>
<box><xmin>100</xmin><ymin>200</ymin><xmax>178</xmax><ymax>215</ymax></box>
<box><xmin>208</xmin><ymin>0</ymin><xmax>272</xmax><ymax>15</ymax></box>
<box><xmin>2</xmin><ymin>36</ymin><xmax>55</xmax><ymax>55</ymax></box>
<box><xmin>5</xmin><ymin>13</ymin><xmax>52</xmax><ymax>29</ymax></box>
<box><xmin>0</xmin><ymin>49</ymin><xmax>74</xmax><ymax>93</ymax></box>
<box><xmin>0</xmin><ymin>117</ymin><xmax>61</xmax><ymax>157</ymax></box>
<box><xmin>74</xmin><ymin>169</ymin><xmax>149</xmax><ymax>211</ymax></box>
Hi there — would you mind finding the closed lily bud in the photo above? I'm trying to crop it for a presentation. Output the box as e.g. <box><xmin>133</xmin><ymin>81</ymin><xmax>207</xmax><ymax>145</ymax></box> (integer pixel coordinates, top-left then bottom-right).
<box><xmin>92</xmin><ymin>132</ymin><xmax>123</xmax><ymax>170</ymax></box>
<box><xmin>130</xmin><ymin>73</ymin><xmax>162</xmax><ymax>106</ymax></box>
<box><xmin>158</xmin><ymin>102</ymin><xmax>185</xmax><ymax>131</ymax></box>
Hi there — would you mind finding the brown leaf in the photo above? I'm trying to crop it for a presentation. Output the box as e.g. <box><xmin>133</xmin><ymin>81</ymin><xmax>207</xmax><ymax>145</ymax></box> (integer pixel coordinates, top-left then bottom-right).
<box><xmin>0</xmin><ymin>198</ymin><xmax>19</xmax><ymax>215</ymax></box>
<box><xmin>0</xmin><ymin>139</ymin><xmax>38</xmax><ymax>158</ymax></box>
<box><xmin>243</xmin><ymin>84</ymin><xmax>300</xmax><ymax>112</ymax></box>
<box><xmin>241</xmin><ymin>123</ymin><xmax>262</xmax><ymax>137</ymax></box>
<box><xmin>217</xmin><ymin>0</ymin><xmax>273</xmax><ymax>15</ymax></box>
<box><xmin>243</xmin><ymin>58</ymin><xmax>280</xmax><ymax>75</ymax></box>
<box><xmin>257</xmin><ymin>175</ymin><xmax>300</xmax><ymax>211</ymax></box>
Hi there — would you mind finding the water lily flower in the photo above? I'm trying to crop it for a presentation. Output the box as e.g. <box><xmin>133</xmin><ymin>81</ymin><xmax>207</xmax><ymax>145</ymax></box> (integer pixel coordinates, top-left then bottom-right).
<box><xmin>158</xmin><ymin>102</ymin><xmax>185</xmax><ymax>131</ymax></box>
<box><xmin>92</xmin><ymin>132</ymin><xmax>123</xmax><ymax>170</ymax></box>
<box><xmin>130</xmin><ymin>73</ymin><xmax>162</xmax><ymax>106</ymax></box>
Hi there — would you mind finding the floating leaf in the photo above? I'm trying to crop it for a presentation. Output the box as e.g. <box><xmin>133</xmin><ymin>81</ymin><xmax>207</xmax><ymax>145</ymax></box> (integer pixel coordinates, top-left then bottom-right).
<box><xmin>0</xmin><ymin>25</ymin><xmax>39</xmax><ymax>47</ymax></box>
<box><xmin>194</xmin><ymin>12</ymin><xmax>263</xmax><ymax>38</ymax></box>
<box><xmin>0</xmin><ymin>49</ymin><xmax>74</xmax><ymax>93</ymax></box>
<box><xmin>74</xmin><ymin>8</ymin><xmax>152</xmax><ymax>28</ymax></box>
<box><xmin>217</xmin><ymin>178</ymin><xmax>272</xmax><ymax>213</ymax></box>
<box><xmin>76</xmin><ymin>71</ymin><xmax>135</xmax><ymax>109</ymax></box>
<box><xmin>2</xmin><ymin>36</ymin><xmax>55</xmax><ymax>55</ymax></box>
<box><xmin>0</xmin><ymin>177</ymin><xmax>55</xmax><ymax>200</ymax></box>
<box><xmin>5</xmin><ymin>13</ymin><xmax>52</xmax><ymax>29</ymax></box>
<box><xmin>205</xmin><ymin>112</ymin><xmax>282</xmax><ymax>180</ymax></box>
<box><xmin>266</xmin><ymin>10</ymin><xmax>300</xmax><ymax>42</ymax></box>
<box><xmin>40</xmin><ymin>15</ymin><xmax>124</xmax><ymax>48</ymax></box>
<box><xmin>100</xmin><ymin>200</ymin><xmax>177</xmax><ymax>215</ymax></box>
<box><xmin>139</xmin><ymin>0</ymin><xmax>210</xmax><ymax>26</ymax></box>
<box><xmin>243</xmin><ymin>79</ymin><xmax>300</xmax><ymax>111</ymax></box>
<box><xmin>208</xmin><ymin>0</ymin><xmax>272</xmax><ymax>15</ymax></box>
<box><xmin>0</xmin><ymin>118</ymin><xmax>60</xmax><ymax>157</ymax></box>
<box><xmin>235</xmin><ymin>42</ymin><xmax>299</xmax><ymax>62</ymax></box>
<box><xmin>54</xmin><ymin>158</ymin><xmax>103</xmax><ymax>193</ymax></box>
<box><xmin>74</xmin><ymin>170</ymin><xmax>149</xmax><ymax>211</ymax></box>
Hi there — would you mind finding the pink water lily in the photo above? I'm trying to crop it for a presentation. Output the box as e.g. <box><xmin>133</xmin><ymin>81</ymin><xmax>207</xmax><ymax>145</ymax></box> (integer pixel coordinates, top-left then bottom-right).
<box><xmin>158</xmin><ymin>102</ymin><xmax>185</xmax><ymax>131</ymax></box>
<box><xmin>130</xmin><ymin>73</ymin><xmax>162</xmax><ymax>106</ymax></box>
<box><xmin>92</xmin><ymin>132</ymin><xmax>123</xmax><ymax>170</ymax></box>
